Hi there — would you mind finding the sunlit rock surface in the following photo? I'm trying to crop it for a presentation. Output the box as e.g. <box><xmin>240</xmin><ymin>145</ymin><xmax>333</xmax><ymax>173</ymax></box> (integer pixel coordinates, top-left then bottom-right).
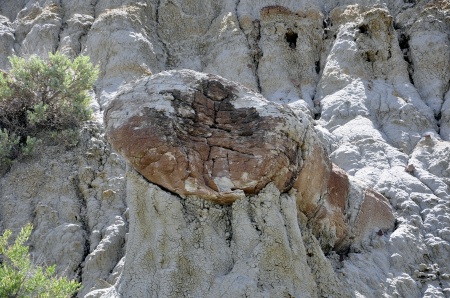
<box><xmin>0</xmin><ymin>1</ymin><xmax>449</xmax><ymax>297</ymax></box>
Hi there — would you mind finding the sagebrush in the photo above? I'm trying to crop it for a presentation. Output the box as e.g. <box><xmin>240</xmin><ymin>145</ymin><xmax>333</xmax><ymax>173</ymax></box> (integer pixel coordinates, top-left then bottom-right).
<box><xmin>0</xmin><ymin>52</ymin><xmax>98</xmax><ymax>169</ymax></box>
<box><xmin>0</xmin><ymin>224</ymin><xmax>82</xmax><ymax>297</ymax></box>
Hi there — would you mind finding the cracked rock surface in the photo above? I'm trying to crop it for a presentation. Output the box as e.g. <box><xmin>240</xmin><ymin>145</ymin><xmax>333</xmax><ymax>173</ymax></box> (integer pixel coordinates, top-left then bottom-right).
<box><xmin>105</xmin><ymin>70</ymin><xmax>306</xmax><ymax>203</ymax></box>
<box><xmin>0</xmin><ymin>0</ymin><xmax>449</xmax><ymax>297</ymax></box>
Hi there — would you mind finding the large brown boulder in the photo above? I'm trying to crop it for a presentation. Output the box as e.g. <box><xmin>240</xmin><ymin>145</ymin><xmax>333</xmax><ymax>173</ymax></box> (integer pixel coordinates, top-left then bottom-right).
<box><xmin>105</xmin><ymin>70</ymin><xmax>306</xmax><ymax>204</ymax></box>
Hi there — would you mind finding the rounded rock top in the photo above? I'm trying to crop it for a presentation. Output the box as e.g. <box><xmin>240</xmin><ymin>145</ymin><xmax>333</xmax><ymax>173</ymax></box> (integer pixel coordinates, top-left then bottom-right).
<box><xmin>105</xmin><ymin>69</ymin><xmax>308</xmax><ymax>203</ymax></box>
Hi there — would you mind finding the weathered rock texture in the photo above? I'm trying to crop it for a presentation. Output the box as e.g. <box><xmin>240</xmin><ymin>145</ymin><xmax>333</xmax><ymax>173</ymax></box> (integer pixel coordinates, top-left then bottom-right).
<box><xmin>105</xmin><ymin>70</ymin><xmax>305</xmax><ymax>204</ymax></box>
<box><xmin>0</xmin><ymin>124</ymin><xmax>128</xmax><ymax>297</ymax></box>
<box><xmin>105</xmin><ymin>70</ymin><xmax>395</xmax><ymax>256</ymax></box>
<box><xmin>0</xmin><ymin>0</ymin><xmax>449</xmax><ymax>297</ymax></box>
<box><xmin>101</xmin><ymin>172</ymin><xmax>324</xmax><ymax>298</ymax></box>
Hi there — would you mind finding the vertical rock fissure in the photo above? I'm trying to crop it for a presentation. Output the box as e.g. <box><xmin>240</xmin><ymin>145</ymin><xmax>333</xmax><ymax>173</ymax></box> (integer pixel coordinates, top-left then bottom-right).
<box><xmin>312</xmin><ymin>15</ymin><xmax>333</xmax><ymax>120</ymax></box>
<box><xmin>234</xmin><ymin>0</ymin><xmax>262</xmax><ymax>92</ymax></box>
<box><xmin>155</xmin><ymin>0</ymin><xmax>171</xmax><ymax>69</ymax></box>
<box><xmin>73</xmin><ymin>173</ymin><xmax>90</xmax><ymax>285</ymax></box>
<box><xmin>396</xmin><ymin>28</ymin><xmax>415</xmax><ymax>85</ymax></box>
<box><xmin>92</xmin><ymin>0</ymin><xmax>100</xmax><ymax>18</ymax></box>
<box><xmin>56</xmin><ymin>0</ymin><xmax>64</xmax><ymax>49</ymax></box>
<box><xmin>251</xmin><ymin>19</ymin><xmax>262</xmax><ymax>93</ymax></box>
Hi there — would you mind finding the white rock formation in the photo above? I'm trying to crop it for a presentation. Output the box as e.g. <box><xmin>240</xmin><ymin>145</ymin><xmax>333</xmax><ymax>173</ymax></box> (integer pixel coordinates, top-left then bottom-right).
<box><xmin>0</xmin><ymin>0</ymin><xmax>449</xmax><ymax>297</ymax></box>
<box><xmin>108</xmin><ymin>171</ymin><xmax>324</xmax><ymax>297</ymax></box>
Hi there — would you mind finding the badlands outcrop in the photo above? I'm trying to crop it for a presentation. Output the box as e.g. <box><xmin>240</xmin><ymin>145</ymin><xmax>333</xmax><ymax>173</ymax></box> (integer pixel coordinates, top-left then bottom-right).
<box><xmin>0</xmin><ymin>0</ymin><xmax>449</xmax><ymax>297</ymax></box>
<box><xmin>100</xmin><ymin>70</ymin><xmax>396</xmax><ymax>297</ymax></box>
<box><xmin>104</xmin><ymin>69</ymin><xmax>394</xmax><ymax>250</ymax></box>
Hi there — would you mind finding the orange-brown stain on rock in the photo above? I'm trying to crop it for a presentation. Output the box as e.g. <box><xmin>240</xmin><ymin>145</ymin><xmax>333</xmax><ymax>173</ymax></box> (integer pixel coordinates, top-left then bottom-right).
<box><xmin>328</xmin><ymin>164</ymin><xmax>349</xmax><ymax>212</ymax></box>
<box><xmin>326</xmin><ymin>164</ymin><xmax>351</xmax><ymax>247</ymax></box>
<box><xmin>107</xmin><ymin>75</ymin><xmax>303</xmax><ymax>204</ymax></box>
<box><xmin>261</xmin><ymin>5</ymin><xmax>293</xmax><ymax>17</ymax></box>
<box><xmin>353</xmin><ymin>189</ymin><xmax>396</xmax><ymax>242</ymax></box>
<box><xmin>294</xmin><ymin>139</ymin><xmax>332</xmax><ymax>217</ymax></box>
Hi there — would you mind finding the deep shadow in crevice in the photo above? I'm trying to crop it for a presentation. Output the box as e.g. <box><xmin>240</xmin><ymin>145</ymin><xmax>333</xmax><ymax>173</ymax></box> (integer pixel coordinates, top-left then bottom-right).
<box><xmin>285</xmin><ymin>29</ymin><xmax>298</xmax><ymax>49</ymax></box>
<box><xmin>435</xmin><ymin>112</ymin><xmax>442</xmax><ymax>122</ymax></box>
<box><xmin>436</xmin><ymin>112</ymin><xmax>441</xmax><ymax>134</ymax></box>
<box><xmin>399</xmin><ymin>33</ymin><xmax>409</xmax><ymax>50</ymax></box>
<box><xmin>358</xmin><ymin>24</ymin><xmax>369</xmax><ymax>34</ymax></box>
<box><xmin>408</xmin><ymin>70</ymin><xmax>415</xmax><ymax>85</ymax></box>
<box><xmin>397</xmin><ymin>32</ymin><xmax>415</xmax><ymax>85</ymax></box>
<box><xmin>364</xmin><ymin>51</ymin><xmax>377</xmax><ymax>63</ymax></box>
<box><xmin>315</xmin><ymin>60</ymin><xmax>320</xmax><ymax>74</ymax></box>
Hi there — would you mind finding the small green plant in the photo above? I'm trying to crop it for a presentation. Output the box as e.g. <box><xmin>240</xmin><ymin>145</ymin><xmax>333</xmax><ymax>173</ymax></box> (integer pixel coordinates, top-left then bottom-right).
<box><xmin>0</xmin><ymin>52</ymin><xmax>98</xmax><ymax>167</ymax></box>
<box><xmin>0</xmin><ymin>128</ymin><xmax>20</xmax><ymax>169</ymax></box>
<box><xmin>21</xmin><ymin>136</ymin><xmax>42</xmax><ymax>157</ymax></box>
<box><xmin>50</xmin><ymin>128</ymin><xmax>81</xmax><ymax>149</ymax></box>
<box><xmin>0</xmin><ymin>224</ymin><xmax>82</xmax><ymax>297</ymax></box>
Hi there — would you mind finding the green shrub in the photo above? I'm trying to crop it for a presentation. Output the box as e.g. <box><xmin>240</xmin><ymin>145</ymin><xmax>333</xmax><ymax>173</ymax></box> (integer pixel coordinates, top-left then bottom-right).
<box><xmin>0</xmin><ymin>224</ymin><xmax>82</xmax><ymax>297</ymax></box>
<box><xmin>50</xmin><ymin>128</ymin><xmax>81</xmax><ymax>149</ymax></box>
<box><xmin>0</xmin><ymin>128</ymin><xmax>20</xmax><ymax>169</ymax></box>
<box><xmin>0</xmin><ymin>52</ymin><xmax>98</xmax><ymax>165</ymax></box>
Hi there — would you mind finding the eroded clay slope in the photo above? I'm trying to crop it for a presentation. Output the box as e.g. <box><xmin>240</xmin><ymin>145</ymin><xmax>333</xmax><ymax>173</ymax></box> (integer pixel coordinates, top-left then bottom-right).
<box><xmin>97</xmin><ymin>69</ymin><xmax>396</xmax><ymax>297</ymax></box>
<box><xmin>0</xmin><ymin>0</ymin><xmax>449</xmax><ymax>297</ymax></box>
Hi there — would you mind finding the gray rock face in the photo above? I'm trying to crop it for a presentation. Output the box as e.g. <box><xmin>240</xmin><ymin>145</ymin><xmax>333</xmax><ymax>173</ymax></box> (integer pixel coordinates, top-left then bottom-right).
<box><xmin>0</xmin><ymin>1</ymin><xmax>449</xmax><ymax>297</ymax></box>
<box><xmin>0</xmin><ymin>124</ymin><xmax>128</xmax><ymax>297</ymax></box>
<box><xmin>111</xmin><ymin>171</ymin><xmax>324</xmax><ymax>298</ymax></box>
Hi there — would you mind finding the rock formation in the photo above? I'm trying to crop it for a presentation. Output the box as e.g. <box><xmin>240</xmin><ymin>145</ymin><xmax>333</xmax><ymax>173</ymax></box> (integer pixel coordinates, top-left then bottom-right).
<box><xmin>0</xmin><ymin>0</ymin><xmax>449</xmax><ymax>297</ymax></box>
<box><xmin>105</xmin><ymin>69</ymin><xmax>395</xmax><ymax>250</ymax></box>
<box><xmin>99</xmin><ymin>69</ymin><xmax>397</xmax><ymax>296</ymax></box>
<box><xmin>105</xmin><ymin>70</ymin><xmax>306</xmax><ymax>204</ymax></box>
